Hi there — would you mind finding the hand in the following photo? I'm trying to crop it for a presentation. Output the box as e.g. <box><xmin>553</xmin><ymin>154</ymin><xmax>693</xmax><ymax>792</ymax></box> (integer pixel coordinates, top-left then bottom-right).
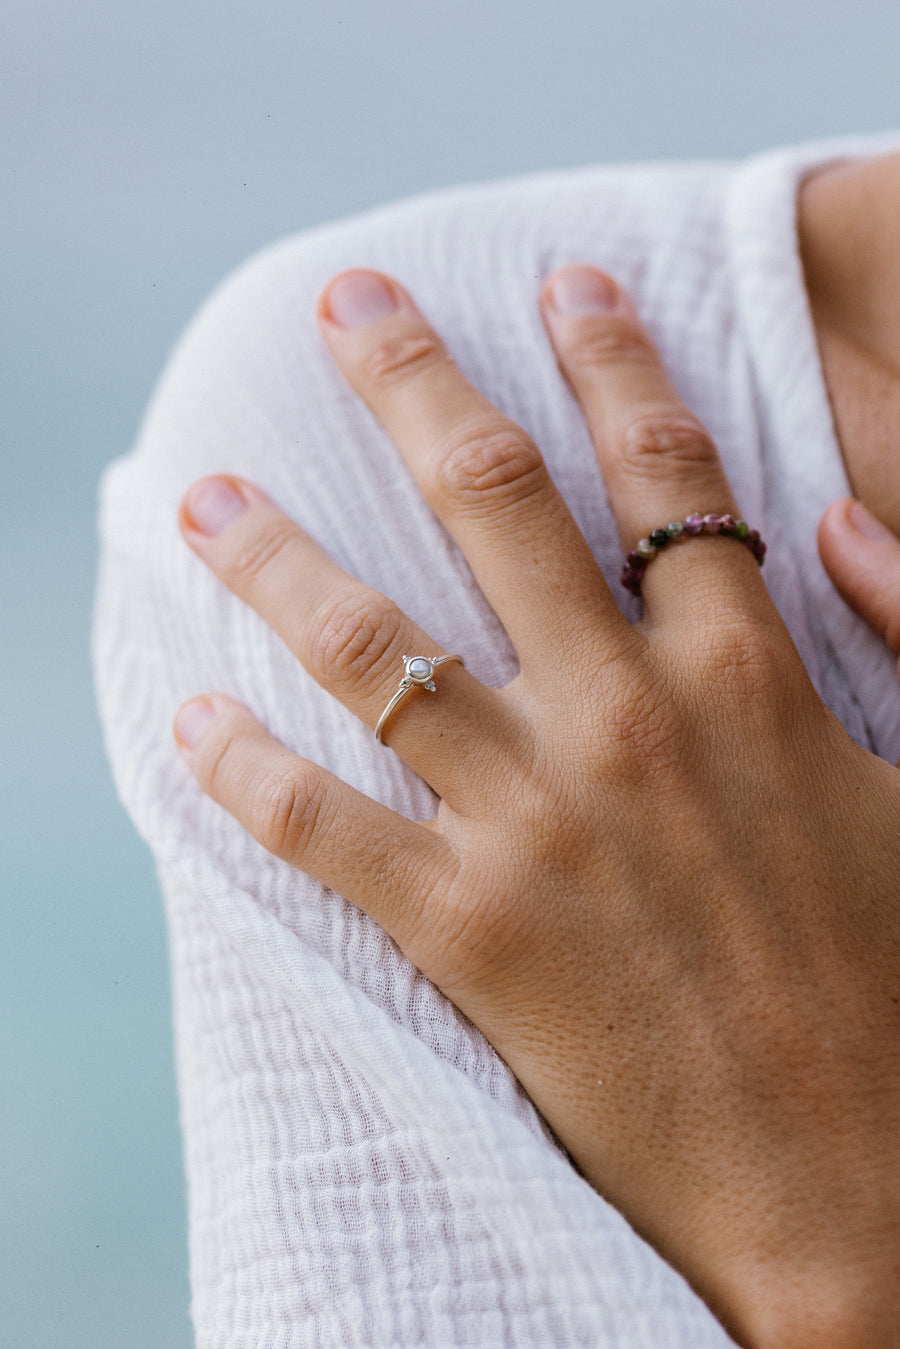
<box><xmin>172</xmin><ymin>266</ymin><xmax>900</xmax><ymax>1348</ymax></box>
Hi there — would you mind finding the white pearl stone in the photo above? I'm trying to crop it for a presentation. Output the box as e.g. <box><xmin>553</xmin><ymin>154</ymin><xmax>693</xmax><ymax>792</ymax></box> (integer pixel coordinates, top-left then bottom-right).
<box><xmin>407</xmin><ymin>658</ymin><xmax>432</xmax><ymax>680</ymax></box>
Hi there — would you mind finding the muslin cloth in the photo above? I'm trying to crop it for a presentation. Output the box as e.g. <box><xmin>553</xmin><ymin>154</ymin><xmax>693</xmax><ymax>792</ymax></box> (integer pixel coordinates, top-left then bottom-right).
<box><xmin>94</xmin><ymin>131</ymin><xmax>900</xmax><ymax>1347</ymax></box>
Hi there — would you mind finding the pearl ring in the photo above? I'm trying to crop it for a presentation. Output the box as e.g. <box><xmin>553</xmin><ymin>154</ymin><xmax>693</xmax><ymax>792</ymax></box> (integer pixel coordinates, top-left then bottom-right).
<box><xmin>374</xmin><ymin>654</ymin><xmax>465</xmax><ymax>744</ymax></box>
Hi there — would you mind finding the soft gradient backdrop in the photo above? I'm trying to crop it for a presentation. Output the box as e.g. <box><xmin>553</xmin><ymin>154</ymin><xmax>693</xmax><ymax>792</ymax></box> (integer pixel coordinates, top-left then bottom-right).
<box><xmin>4</xmin><ymin>2</ymin><xmax>899</xmax><ymax>1343</ymax></box>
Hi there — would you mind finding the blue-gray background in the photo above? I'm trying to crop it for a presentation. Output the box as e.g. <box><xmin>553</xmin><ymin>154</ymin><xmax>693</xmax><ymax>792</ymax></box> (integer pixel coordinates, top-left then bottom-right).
<box><xmin>3</xmin><ymin>1</ymin><xmax>898</xmax><ymax>1343</ymax></box>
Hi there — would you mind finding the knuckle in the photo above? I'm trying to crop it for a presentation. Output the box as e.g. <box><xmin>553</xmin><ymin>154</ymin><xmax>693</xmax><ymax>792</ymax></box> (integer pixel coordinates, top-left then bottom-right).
<box><xmin>619</xmin><ymin>412</ymin><xmax>718</xmax><ymax>482</ymax></box>
<box><xmin>564</xmin><ymin>319</ymin><xmax>659</xmax><ymax>375</ymax></box>
<box><xmin>361</xmin><ymin>333</ymin><xmax>444</xmax><ymax>389</ymax></box>
<box><xmin>599</xmin><ymin>677</ymin><xmax>684</xmax><ymax>774</ymax></box>
<box><xmin>225</xmin><ymin>516</ymin><xmax>300</xmax><ymax>589</ymax></box>
<box><xmin>432</xmin><ymin>423</ymin><xmax>547</xmax><ymax>514</ymax></box>
<box><xmin>251</xmin><ymin>767</ymin><xmax>325</xmax><ymax>859</ymax></box>
<box><xmin>308</xmin><ymin>592</ymin><xmax>401</xmax><ymax>689</ymax></box>
<box><xmin>688</xmin><ymin>617</ymin><xmax>785</xmax><ymax>702</ymax></box>
<box><xmin>432</xmin><ymin>868</ymin><xmax>522</xmax><ymax>990</ymax></box>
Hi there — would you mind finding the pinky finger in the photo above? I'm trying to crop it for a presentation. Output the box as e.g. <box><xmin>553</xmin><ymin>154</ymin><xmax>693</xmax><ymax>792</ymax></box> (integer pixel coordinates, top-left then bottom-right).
<box><xmin>173</xmin><ymin>693</ymin><xmax>455</xmax><ymax>947</ymax></box>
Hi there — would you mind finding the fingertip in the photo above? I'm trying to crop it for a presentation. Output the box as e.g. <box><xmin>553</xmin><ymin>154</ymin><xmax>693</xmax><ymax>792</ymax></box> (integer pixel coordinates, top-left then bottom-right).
<box><xmin>818</xmin><ymin>497</ymin><xmax>898</xmax><ymax>563</ymax></box>
<box><xmin>179</xmin><ymin>475</ymin><xmax>253</xmax><ymax>540</ymax></box>
<box><xmin>173</xmin><ymin>693</ymin><xmax>242</xmax><ymax>757</ymax></box>
<box><xmin>316</xmin><ymin>268</ymin><xmax>412</xmax><ymax>331</ymax></box>
<box><xmin>818</xmin><ymin>498</ymin><xmax>900</xmax><ymax>653</ymax></box>
<box><xmin>816</xmin><ymin>495</ymin><xmax>854</xmax><ymax>557</ymax></box>
<box><xmin>174</xmin><ymin>696</ymin><xmax>217</xmax><ymax>758</ymax></box>
<box><xmin>540</xmin><ymin>264</ymin><xmax>635</xmax><ymax>321</ymax></box>
<box><xmin>847</xmin><ymin>498</ymin><xmax>898</xmax><ymax>543</ymax></box>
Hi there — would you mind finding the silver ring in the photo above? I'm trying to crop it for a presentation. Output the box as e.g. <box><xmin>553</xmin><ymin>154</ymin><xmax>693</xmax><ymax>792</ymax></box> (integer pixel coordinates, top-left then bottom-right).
<box><xmin>374</xmin><ymin>653</ymin><xmax>465</xmax><ymax>744</ymax></box>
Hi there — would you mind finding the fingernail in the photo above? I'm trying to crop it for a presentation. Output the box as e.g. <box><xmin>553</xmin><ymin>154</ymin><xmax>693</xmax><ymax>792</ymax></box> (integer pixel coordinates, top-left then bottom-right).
<box><xmin>848</xmin><ymin>499</ymin><xmax>896</xmax><ymax>543</ymax></box>
<box><xmin>545</xmin><ymin>266</ymin><xmax>621</xmax><ymax>315</ymax></box>
<box><xmin>182</xmin><ymin>477</ymin><xmax>248</xmax><ymax>537</ymax></box>
<box><xmin>174</xmin><ymin>696</ymin><xmax>217</xmax><ymax>751</ymax></box>
<box><xmin>324</xmin><ymin>271</ymin><xmax>400</xmax><ymax>328</ymax></box>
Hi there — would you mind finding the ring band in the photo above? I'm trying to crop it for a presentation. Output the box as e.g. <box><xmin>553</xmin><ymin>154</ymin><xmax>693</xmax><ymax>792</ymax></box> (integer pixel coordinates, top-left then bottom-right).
<box><xmin>621</xmin><ymin>512</ymin><xmax>766</xmax><ymax>597</ymax></box>
<box><xmin>374</xmin><ymin>653</ymin><xmax>465</xmax><ymax>744</ymax></box>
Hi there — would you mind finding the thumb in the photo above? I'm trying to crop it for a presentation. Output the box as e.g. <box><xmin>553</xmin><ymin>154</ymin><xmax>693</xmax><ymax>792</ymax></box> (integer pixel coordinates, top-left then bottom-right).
<box><xmin>818</xmin><ymin>497</ymin><xmax>900</xmax><ymax>662</ymax></box>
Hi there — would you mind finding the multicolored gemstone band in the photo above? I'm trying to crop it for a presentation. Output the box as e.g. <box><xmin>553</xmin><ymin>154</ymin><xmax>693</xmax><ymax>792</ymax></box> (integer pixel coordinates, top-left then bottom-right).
<box><xmin>621</xmin><ymin>513</ymin><xmax>766</xmax><ymax>597</ymax></box>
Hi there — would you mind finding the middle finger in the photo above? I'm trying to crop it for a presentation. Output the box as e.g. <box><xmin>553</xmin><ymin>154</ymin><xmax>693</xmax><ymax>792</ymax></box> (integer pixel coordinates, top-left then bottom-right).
<box><xmin>316</xmin><ymin>269</ymin><xmax>635</xmax><ymax>684</ymax></box>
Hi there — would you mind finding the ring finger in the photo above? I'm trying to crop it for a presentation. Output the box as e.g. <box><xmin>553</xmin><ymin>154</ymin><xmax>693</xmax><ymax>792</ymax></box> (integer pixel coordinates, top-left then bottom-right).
<box><xmin>178</xmin><ymin>474</ymin><xmax>515</xmax><ymax>808</ymax></box>
<box><xmin>540</xmin><ymin>265</ymin><xmax>770</xmax><ymax>626</ymax></box>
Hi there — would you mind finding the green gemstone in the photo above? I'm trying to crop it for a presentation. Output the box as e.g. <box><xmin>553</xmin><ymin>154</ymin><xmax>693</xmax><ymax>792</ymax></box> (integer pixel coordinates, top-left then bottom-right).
<box><xmin>635</xmin><ymin>538</ymin><xmax>657</xmax><ymax>560</ymax></box>
<box><xmin>733</xmin><ymin>520</ymin><xmax>750</xmax><ymax>539</ymax></box>
<box><xmin>666</xmin><ymin>521</ymin><xmax>684</xmax><ymax>539</ymax></box>
<box><xmin>649</xmin><ymin>528</ymin><xmax>669</xmax><ymax>548</ymax></box>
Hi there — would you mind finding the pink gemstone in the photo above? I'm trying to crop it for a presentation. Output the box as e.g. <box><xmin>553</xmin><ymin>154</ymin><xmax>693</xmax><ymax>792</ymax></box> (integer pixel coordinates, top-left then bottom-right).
<box><xmin>684</xmin><ymin>513</ymin><xmax>704</xmax><ymax>534</ymax></box>
<box><xmin>702</xmin><ymin>513</ymin><xmax>722</xmax><ymax>533</ymax></box>
<box><xmin>720</xmin><ymin>513</ymin><xmax>736</xmax><ymax>532</ymax></box>
<box><xmin>626</xmin><ymin>549</ymin><xmax>645</xmax><ymax>569</ymax></box>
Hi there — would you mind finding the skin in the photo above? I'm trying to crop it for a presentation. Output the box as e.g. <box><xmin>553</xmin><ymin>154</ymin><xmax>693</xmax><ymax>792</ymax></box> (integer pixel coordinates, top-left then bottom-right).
<box><xmin>799</xmin><ymin>152</ymin><xmax>900</xmax><ymax>650</ymax></box>
<box><xmin>170</xmin><ymin>158</ymin><xmax>900</xmax><ymax>1346</ymax></box>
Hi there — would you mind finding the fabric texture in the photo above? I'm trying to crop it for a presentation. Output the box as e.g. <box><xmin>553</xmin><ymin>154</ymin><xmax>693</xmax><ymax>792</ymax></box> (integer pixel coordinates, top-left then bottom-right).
<box><xmin>94</xmin><ymin>130</ymin><xmax>900</xmax><ymax>1347</ymax></box>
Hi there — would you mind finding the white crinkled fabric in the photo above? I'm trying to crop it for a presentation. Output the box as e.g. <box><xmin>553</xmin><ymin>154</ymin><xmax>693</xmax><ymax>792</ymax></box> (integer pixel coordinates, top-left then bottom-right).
<box><xmin>94</xmin><ymin>131</ymin><xmax>900</xmax><ymax>1347</ymax></box>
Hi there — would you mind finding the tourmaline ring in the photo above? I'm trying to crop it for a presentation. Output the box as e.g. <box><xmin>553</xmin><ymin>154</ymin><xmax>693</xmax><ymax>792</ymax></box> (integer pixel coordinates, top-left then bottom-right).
<box><xmin>374</xmin><ymin>653</ymin><xmax>465</xmax><ymax>744</ymax></box>
<box><xmin>621</xmin><ymin>512</ymin><xmax>767</xmax><ymax>598</ymax></box>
